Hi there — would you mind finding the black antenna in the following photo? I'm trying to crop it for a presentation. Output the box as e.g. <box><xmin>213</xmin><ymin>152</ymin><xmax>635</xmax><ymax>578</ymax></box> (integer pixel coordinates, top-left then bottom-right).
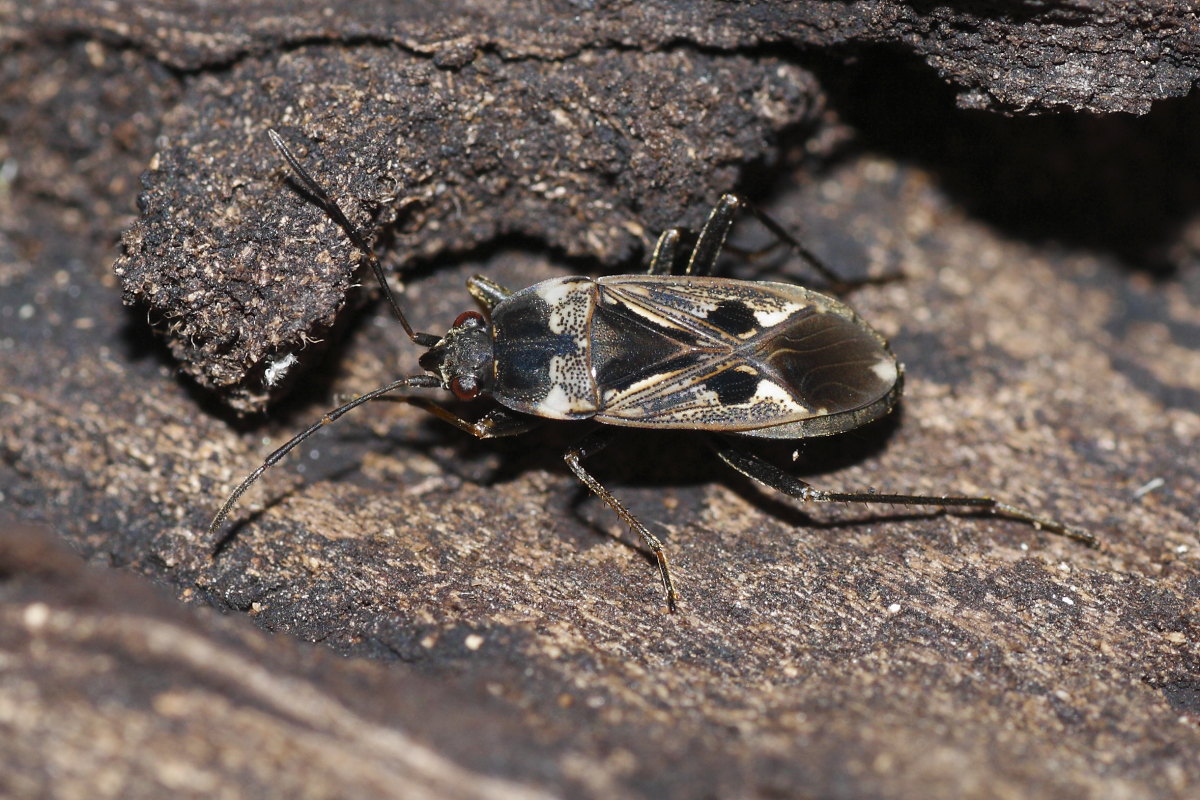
<box><xmin>267</xmin><ymin>128</ymin><xmax>439</xmax><ymax>348</ymax></box>
<box><xmin>208</xmin><ymin>375</ymin><xmax>440</xmax><ymax>541</ymax></box>
<box><xmin>209</xmin><ymin>130</ymin><xmax>448</xmax><ymax>544</ymax></box>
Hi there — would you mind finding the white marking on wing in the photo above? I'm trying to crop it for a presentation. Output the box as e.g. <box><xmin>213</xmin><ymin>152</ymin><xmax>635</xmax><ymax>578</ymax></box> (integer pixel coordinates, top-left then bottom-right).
<box><xmin>751</xmin><ymin>305</ymin><xmax>803</xmax><ymax>327</ymax></box>
<box><xmin>871</xmin><ymin>357</ymin><xmax>898</xmax><ymax>385</ymax></box>
<box><xmin>748</xmin><ymin>378</ymin><xmax>799</xmax><ymax>407</ymax></box>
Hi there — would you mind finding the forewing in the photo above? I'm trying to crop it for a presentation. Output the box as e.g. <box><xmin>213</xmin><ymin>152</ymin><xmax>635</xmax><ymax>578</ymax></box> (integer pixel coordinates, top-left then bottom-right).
<box><xmin>597</xmin><ymin>276</ymin><xmax>809</xmax><ymax>346</ymax></box>
<box><xmin>594</xmin><ymin>276</ymin><xmax>898</xmax><ymax>431</ymax></box>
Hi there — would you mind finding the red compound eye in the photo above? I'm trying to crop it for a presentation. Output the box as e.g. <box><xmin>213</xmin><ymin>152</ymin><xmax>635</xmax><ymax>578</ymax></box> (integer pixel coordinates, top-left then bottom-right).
<box><xmin>450</xmin><ymin>376</ymin><xmax>480</xmax><ymax>401</ymax></box>
<box><xmin>453</xmin><ymin>310</ymin><xmax>484</xmax><ymax>328</ymax></box>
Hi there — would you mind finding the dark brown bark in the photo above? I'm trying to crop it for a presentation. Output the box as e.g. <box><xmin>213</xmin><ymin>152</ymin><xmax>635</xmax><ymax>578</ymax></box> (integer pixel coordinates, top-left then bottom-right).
<box><xmin>2</xmin><ymin>3</ymin><xmax>1199</xmax><ymax>798</ymax></box>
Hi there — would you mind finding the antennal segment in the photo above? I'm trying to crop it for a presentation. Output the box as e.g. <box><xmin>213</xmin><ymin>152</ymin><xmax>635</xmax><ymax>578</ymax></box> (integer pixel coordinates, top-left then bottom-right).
<box><xmin>208</xmin><ymin>374</ymin><xmax>441</xmax><ymax>542</ymax></box>
<box><xmin>267</xmin><ymin>128</ymin><xmax>439</xmax><ymax>348</ymax></box>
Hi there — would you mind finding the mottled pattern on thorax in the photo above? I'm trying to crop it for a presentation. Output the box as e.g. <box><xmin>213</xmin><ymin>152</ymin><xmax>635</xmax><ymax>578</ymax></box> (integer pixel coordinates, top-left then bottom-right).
<box><xmin>490</xmin><ymin>277</ymin><xmax>599</xmax><ymax>419</ymax></box>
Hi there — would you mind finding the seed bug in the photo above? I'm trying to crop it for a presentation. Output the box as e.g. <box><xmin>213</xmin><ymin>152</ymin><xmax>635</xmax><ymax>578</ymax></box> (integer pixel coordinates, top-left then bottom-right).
<box><xmin>208</xmin><ymin>129</ymin><xmax>1096</xmax><ymax>612</ymax></box>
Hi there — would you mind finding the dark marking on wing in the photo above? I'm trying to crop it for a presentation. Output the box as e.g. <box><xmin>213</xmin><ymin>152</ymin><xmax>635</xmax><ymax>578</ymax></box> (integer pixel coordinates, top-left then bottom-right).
<box><xmin>705</xmin><ymin>300</ymin><xmax>758</xmax><ymax>337</ymax></box>
<box><xmin>592</xmin><ymin>295</ymin><xmax>701</xmax><ymax>392</ymax></box>
<box><xmin>706</xmin><ymin>367</ymin><xmax>760</xmax><ymax>405</ymax></box>
<box><xmin>599</xmin><ymin>277</ymin><xmax>792</xmax><ymax>347</ymax></box>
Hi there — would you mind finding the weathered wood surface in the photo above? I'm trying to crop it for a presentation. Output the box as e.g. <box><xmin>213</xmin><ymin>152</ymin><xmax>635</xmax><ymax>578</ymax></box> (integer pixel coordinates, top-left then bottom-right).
<box><xmin>2</xmin><ymin>3</ymin><xmax>1199</xmax><ymax>798</ymax></box>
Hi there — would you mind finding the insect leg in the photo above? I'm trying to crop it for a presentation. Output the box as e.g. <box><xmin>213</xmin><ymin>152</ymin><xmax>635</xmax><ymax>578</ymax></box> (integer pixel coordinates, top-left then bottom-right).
<box><xmin>723</xmin><ymin>194</ymin><xmax>852</xmax><ymax>287</ymax></box>
<box><xmin>646</xmin><ymin>228</ymin><xmax>682</xmax><ymax>275</ymax></box>
<box><xmin>684</xmin><ymin>194</ymin><xmax>740</xmax><ymax>277</ymax></box>
<box><xmin>375</xmin><ymin>398</ymin><xmax>542</xmax><ymax>439</ymax></box>
<box><xmin>466</xmin><ymin>275</ymin><xmax>514</xmax><ymax>311</ymax></box>
<box><xmin>712</xmin><ymin>441</ymin><xmax>1097</xmax><ymax>547</ymax></box>
<box><xmin>685</xmin><ymin>193</ymin><xmax>855</xmax><ymax>286</ymax></box>
<box><xmin>563</xmin><ymin>429</ymin><xmax>680</xmax><ymax>611</ymax></box>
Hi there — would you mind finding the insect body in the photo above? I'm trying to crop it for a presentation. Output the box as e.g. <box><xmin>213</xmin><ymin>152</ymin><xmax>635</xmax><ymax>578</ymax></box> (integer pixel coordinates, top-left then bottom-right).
<box><xmin>209</xmin><ymin>130</ymin><xmax>1095</xmax><ymax>613</ymax></box>
<box><xmin>441</xmin><ymin>275</ymin><xmax>900</xmax><ymax>434</ymax></box>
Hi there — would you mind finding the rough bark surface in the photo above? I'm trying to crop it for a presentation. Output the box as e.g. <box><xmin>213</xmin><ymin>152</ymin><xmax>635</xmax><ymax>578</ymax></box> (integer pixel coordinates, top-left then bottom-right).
<box><xmin>2</xmin><ymin>2</ymin><xmax>1200</xmax><ymax>799</ymax></box>
<box><xmin>6</xmin><ymin>0</ymin><xmax>1197</xmax><ymax>406</ymax></box>
<box><xmin>6</xmin><ymin>0</ymin><xmax>1200</xmax><ymax>113</ymax></box>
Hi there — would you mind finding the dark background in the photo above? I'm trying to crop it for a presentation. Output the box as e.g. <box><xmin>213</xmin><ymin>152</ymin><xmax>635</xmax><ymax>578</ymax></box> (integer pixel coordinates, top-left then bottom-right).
<box><xmin>2</xmin><ymin>2</ymin><xmax>1198</xmax><ymax>797</ymax></box>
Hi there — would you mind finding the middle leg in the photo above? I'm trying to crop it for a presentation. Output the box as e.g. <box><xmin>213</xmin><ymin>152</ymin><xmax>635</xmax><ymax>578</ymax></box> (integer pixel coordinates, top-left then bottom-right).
<box><xmin>563</xmin><ymin>428</ymin><xmax>680</xmax><ymax>611</ymax></box>
<box><xmin>685</xmin><ymin>193</ymin><xmax>853</xmax><ymax>286</ymax></box>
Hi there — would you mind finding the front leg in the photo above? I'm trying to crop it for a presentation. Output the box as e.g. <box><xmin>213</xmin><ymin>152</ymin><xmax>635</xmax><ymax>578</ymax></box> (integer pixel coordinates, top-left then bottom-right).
<box><xmin>365</xmin><ymin>396</ymin><xmax>542</xmax><ymax>439</ymax></box>
<box><xmin>466</xmin><ymin>275</ymin><xmax>514</xmax><ymax>312</ymax></box>
<box><xmin>563</xmin><ymin>428</ymin><xmax>679</xmax><ymax>612</ymax></box>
